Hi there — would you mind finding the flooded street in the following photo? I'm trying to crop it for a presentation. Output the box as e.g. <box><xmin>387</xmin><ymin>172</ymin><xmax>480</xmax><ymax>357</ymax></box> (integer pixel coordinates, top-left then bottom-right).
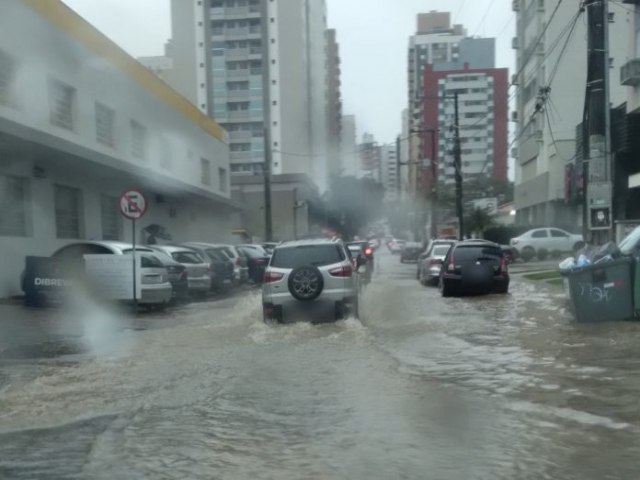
<box><xmin>2</xmin><ymin>252</ymin><xmax>640</xmax><ymax>480</ymax></box>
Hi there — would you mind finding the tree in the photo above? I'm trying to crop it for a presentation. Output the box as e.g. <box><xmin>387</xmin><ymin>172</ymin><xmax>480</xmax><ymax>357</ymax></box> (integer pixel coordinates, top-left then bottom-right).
<box><xmin>465</xmin><ymin>207</ymin><xmax>497</xmax><ymax>238</ymax></box>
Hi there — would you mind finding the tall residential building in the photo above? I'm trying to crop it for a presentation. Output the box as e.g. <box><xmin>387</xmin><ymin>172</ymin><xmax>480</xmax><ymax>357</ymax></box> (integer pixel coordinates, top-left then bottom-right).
<box><xmin>422</xmin><ymin>64</ymin><xmax>508</xmax><ymax>186</ymax></box>
<box><xmin>407</xmin><ymin>11</ymin><xmax>495</xmax><ymax>195</ymax></box>
<box><xmin>167</xmin><ymin>0</ymin><xmax>330</xmax><ymax>188</ymax></box>
<box><xmin>513</xmin><ymin>0</ymin><xmax>630</xmax><ymax>226</ymax></box>
<box><xmin>326</xmin><ymin>29</ymin><xmax>342</xmax><ymax>179</ymax></box>
<box><xmin>380</xmin><ymin>144</ymin><xmax>399</xmax><ymax>202</ymax></box>
<box><xmin>360</xmin><ymin>133</ymin><xmax>381</xmax><ymax>182</ymax></box>
<box><xmin>399</xmin><ymin>109</ymin><xmax>411</xmax><ymax>198</ymax></box>
<box><xmin>340</xmin><ymin>114</ymin><xmax>358</xmax><ymax>177</ymax></box>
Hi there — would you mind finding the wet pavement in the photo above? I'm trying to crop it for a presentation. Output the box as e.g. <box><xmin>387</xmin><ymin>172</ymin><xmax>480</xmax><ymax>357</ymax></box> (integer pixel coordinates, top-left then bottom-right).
<box><xmin>1</xmin><ymin>252</ymin><xmax>640</xmax><ymax>479</ymax></box>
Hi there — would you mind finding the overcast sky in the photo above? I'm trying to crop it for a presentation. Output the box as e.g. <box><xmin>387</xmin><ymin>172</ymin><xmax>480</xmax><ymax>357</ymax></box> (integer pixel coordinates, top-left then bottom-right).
<box><xmin>62</xmin><ymin>0</ymin><xmax>514</xmax><ymax>146</ymax></box>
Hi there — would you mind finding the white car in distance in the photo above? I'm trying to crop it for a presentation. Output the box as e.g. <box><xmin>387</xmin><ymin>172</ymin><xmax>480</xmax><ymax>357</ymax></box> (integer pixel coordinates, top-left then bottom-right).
<box><xmin>510</xmin><ymin>228</ymin><xmax>584</xmax><ymax>261</ymax></box>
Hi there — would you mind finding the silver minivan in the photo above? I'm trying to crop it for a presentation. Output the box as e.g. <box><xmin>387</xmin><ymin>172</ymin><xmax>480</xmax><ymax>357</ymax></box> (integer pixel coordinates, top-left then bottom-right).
<box><xmin>262</xmin><ymin>239</ymin><xmax>359</xmax><ymax>323</ymax></box>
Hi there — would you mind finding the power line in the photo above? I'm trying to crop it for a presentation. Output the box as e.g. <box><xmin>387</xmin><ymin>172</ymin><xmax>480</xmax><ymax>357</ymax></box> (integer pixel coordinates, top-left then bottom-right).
<box><xmin>548</xmin><ymin>10</ymin><xmax>581</xmax><ymax>86</ymax></box>
<box><xmin>544</xmin><ymin>107</ymin><xmax>576</xmax><ymax>162</ymax></box>
<box><xmin>510</xmin><ymin>0</ymin><xmax>566</xmax><ymax>88</ymax></box>
<box><xmin>453</xmin><ymin>0</ymin><xmax>468</xmax><ymax>24</ymax></box>
<box><xmin>472</xmin><ymin>0</ymin><xmax>497</xmax><ymax>36</ymax></box>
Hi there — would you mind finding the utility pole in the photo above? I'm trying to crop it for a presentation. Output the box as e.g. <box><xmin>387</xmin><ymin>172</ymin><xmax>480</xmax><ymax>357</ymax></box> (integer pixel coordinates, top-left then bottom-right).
<box><xmin>582</xmin><ymin>0</ymin><xmax>613</xmax><ymax>244</ymax></box>
<box><xmin>453</xmin><ymin>92</ymin><xmax>464</xmax><ymax>240</ymax></box>
<box><xmin>263</xmin><ymin>127</ymin><xmax>273</xmax><ymax>242</ymax></box>
<box><xmin>261</xmin><ymin>0</ymin><xmax>273</xmax><ymax>242</ymax></box>
<box><xmin>428</xmin><ymin>129</ymin><xmax>438</xmax><ymax>239</ymax></box>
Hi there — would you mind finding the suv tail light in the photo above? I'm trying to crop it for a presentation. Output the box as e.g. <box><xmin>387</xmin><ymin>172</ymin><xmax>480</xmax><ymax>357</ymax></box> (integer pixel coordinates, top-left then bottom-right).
<box><xmin>329</xmin><ymin>265</ymin><xmax>353</xmax><ymax>277</ymax></box>
<box><xmin>263</xmin><ymin>270</ymin><xmax>284</xmax><ymax>283</ymax></box>
<box><xmin>447</xmin><ymin>253</ymin><xmax>456</xmax><ymax>272</ymax></box>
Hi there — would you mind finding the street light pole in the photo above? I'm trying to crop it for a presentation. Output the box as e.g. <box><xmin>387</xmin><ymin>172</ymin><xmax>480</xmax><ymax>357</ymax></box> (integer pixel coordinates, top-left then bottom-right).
<box><xmin>453</xmin><ymin>92</ymin><xmax>464</xmax><ymax>240</ymax></box>
<box><xmin>410</xmin><ymin>127</ymin><xmax>439</xmax><ymax>239</ymax></box>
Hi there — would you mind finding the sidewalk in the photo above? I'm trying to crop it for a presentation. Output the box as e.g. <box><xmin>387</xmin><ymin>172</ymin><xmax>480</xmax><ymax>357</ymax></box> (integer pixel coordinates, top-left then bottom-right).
<box><xmin>509</xmin><ymin>259</ymin><xmax>560</xmax><ymax>275</ymax></box>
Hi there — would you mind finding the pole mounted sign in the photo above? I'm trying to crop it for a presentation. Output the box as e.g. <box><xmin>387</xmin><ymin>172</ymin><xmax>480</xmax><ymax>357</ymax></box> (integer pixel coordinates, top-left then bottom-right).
<box><xmin>119</xmin><ymin>190</ymin><xmax>147</xmax><ymax>220</ymax></box>
<box><xmin>119</xmin><ymin>189</ymin><xmax>147</xmax><ymax>309</ymax></box>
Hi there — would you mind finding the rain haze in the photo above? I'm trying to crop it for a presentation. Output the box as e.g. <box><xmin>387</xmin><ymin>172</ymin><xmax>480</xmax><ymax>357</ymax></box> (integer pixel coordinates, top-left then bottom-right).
<box><xmin>61</xmin><ymin>0</ymin><xmax>515</xmax><ymax>145</ymax></box>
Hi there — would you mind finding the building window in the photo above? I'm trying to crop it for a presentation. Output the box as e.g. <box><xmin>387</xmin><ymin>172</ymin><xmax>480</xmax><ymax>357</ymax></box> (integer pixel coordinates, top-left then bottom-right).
<box><xmin>54</xmin><ymin>185</ymin><xmax>82</xmax><ymax>239</ymax></box>
<box><xmin>200</xmin><ymin>158</ymin><xmax>212</xmax><ymax>185</ymax></box>
<box><xmin>49</xmin><ymin>79</ymin><xmax>75</xmax><ymax>131</ymax></box>
<box><xmin>100</xmin><ymin>194</ymin><xmax>121</xmax><ymax>240</ymax></box>
<box><xmin>95</xmin><ymin>102</ymin><xmax>115</xmax><ymax>147</ymax></box>
<box><xmin>130</xmin><ymin>120</ymin><xmax>147</xmax><ymax>160</ymax></box>
<box><xmin>0</xmin><ymin>49</ymin><xmax>17</xmax><ymax>108</ymax></box>
<box><xmin>0</xmin><ymin>174</ymin><xmax>27</xmax><ymax>237</ymax></box>
<box><xmin>219</xmin><ymin>167</ymin><xmax>227</xmax><ymax>192</ymax></box>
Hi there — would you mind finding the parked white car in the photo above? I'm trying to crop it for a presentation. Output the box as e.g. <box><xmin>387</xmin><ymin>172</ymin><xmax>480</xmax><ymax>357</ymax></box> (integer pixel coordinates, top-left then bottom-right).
<box><xmin>510</xmin><ymin>228</ymin><xmax>584</xmax><ymax>260</ymax></box>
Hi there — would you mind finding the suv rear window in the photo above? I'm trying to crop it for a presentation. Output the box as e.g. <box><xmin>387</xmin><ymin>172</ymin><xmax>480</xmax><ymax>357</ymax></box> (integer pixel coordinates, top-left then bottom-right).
<box><xmin>454</xmin><ymin>245</ymin><xmax>503</xmax><ymax>264</ymax></box>
<box><xmin>271</xmin><ymin>245</ymin><xmax>345</xmax><ymax>269</ymax></box>
<box><xmin>432</xmin><ymin>245</ymin><xmax>451</xmax><ymax>256</ymax></box>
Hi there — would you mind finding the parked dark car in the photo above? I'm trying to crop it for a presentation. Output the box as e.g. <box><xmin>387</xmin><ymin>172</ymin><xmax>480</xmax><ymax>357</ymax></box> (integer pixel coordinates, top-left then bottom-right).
<box><xmin>400</xmin><ymin>242</ymin><xmax>422</xmax><ymax>263</ymax></box>
<box><xmin>237</xmin><ymin>245</ymin><xmax>270</xmax><ymax>283</ymax></box>
<box><xmin>180</xmin><ymin>243</ymin><xmax>235</xmax><ymax>291</ymax></box>
<box><xmin>439</xmin><ymin>240</ymin><xmax>509</xmax><ymax>297</ymax></box>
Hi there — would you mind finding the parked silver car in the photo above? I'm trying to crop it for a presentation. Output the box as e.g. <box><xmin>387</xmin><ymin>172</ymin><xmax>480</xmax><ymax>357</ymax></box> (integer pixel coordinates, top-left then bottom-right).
<box><xmin>418</xmin><ymin>243</ymin><xmax>453</xmax><ymax>286</ymax></box>
<box><xmin>184</xmin><ymin>243</ymin><xmax>249</xmax><ymax>284</ymax></box>
<box><xmin>48</xmin><ymin>241</ymin><xmax>173</xmax><ymax>307</ymax></box>
<box><xmin>262</xmin><ymin>238</ymin><xmax>359</xmax><ymax>323</ymax></box>
<box><xmin>149</xmin><ymin>245</ymin><xmax>211</xmax><ymax>294</ymax></box>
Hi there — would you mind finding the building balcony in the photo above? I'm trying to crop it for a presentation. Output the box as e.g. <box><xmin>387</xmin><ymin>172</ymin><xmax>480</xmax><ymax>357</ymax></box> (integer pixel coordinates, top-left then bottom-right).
<box><xmin>621</xmin><ymin>58</ymin><xmax>640</xmax><ymax>86</ymax></box>
<box><xmin>211</xmin><ymin>6</ymin><xmax>261</xmax><ymax>20</ymax></box>
<box><xmin>228</xmin><ymin>131</ymin><xmax>252</xmax><ymax>141</ymax></box>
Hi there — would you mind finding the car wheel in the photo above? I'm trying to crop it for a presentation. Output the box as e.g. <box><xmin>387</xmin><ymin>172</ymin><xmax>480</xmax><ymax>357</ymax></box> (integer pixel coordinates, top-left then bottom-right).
<box><xmin>520</xmin><ymin>246</ymin><xmax>535</xmax><ymax>262</ymax></box>
<box><xmin>288</xmin><ymin>265</ymin><xmax>324</xmax><ymax>301</ymax></box>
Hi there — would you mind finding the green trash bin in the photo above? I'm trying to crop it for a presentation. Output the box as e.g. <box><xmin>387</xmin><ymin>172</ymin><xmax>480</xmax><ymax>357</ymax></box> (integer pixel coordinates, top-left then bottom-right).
<box><xmin>565</xmin><ymin>257</ymin><xmax>634</xmax><ymax>322</ymax></box>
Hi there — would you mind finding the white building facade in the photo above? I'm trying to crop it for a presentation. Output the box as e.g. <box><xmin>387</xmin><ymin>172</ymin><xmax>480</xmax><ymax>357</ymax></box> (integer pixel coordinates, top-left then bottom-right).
<box><xmin>340</xmin><ymin>114</ymin><xmax>359</xmax><ymax>177</ymax></box>
<box><xmin>438</xmin><ymin>73</ymin><xmax>497</xmax><ymax>184</ymax></box>
<box><xmin>513</xmin><ymin>0</ymin><xmax>631</xmax><ymax>226</ymax></box>
<box><xmin>167</xmin><ymin>0</ymin><xmax>330</xmax><ymax>189</ymax></box>
<box><xmin>0</xmin><ymin>0</ymin><xmax>235</xmax><ymax>298</ymax></box>
<box><xmin>380</xmin><ymin>144</ymin><xmax>399</xmax><ymax>201</ymax></box>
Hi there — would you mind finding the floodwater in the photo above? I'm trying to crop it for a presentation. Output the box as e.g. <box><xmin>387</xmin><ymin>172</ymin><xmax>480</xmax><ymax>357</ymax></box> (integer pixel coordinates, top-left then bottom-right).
<box><xmin>1</xmin><ymin>252</ymin><xmax>640</xmax><ymax>479</ymax></box>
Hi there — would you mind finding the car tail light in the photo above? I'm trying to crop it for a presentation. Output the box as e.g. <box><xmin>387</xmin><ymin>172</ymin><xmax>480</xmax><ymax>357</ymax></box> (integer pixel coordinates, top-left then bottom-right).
<box><xmin>364</xmin><ymin>247</ymin><xmax>373</xmax><ymax>256</ymax></box>
<box><xmin>511</xmin><ymin>239</ymin><xmax>519</xmax><ymax>245</ymax></box>
<box><xmin>329</xmin><ymin>265</ymin><xmax>353</xmax><ymax>277</ymax></box>
<box><xmin>447</xmin><ymin>254</ymin><xmax>455</xmax><ymax>272</ymax></box>
<box><xmin>263</xmin><ymin>271</ymin><xmax>284</xmax><ymax>283</ymax></box>
<box><xmin>501</xmin><ymin>256</ymin><xmax>508</xmax><ymax>273</ymax></box>
<box><xmin>430</xmin><ymin>258</ymin><xmax>442</xmax><ymax>265</ymax></box>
